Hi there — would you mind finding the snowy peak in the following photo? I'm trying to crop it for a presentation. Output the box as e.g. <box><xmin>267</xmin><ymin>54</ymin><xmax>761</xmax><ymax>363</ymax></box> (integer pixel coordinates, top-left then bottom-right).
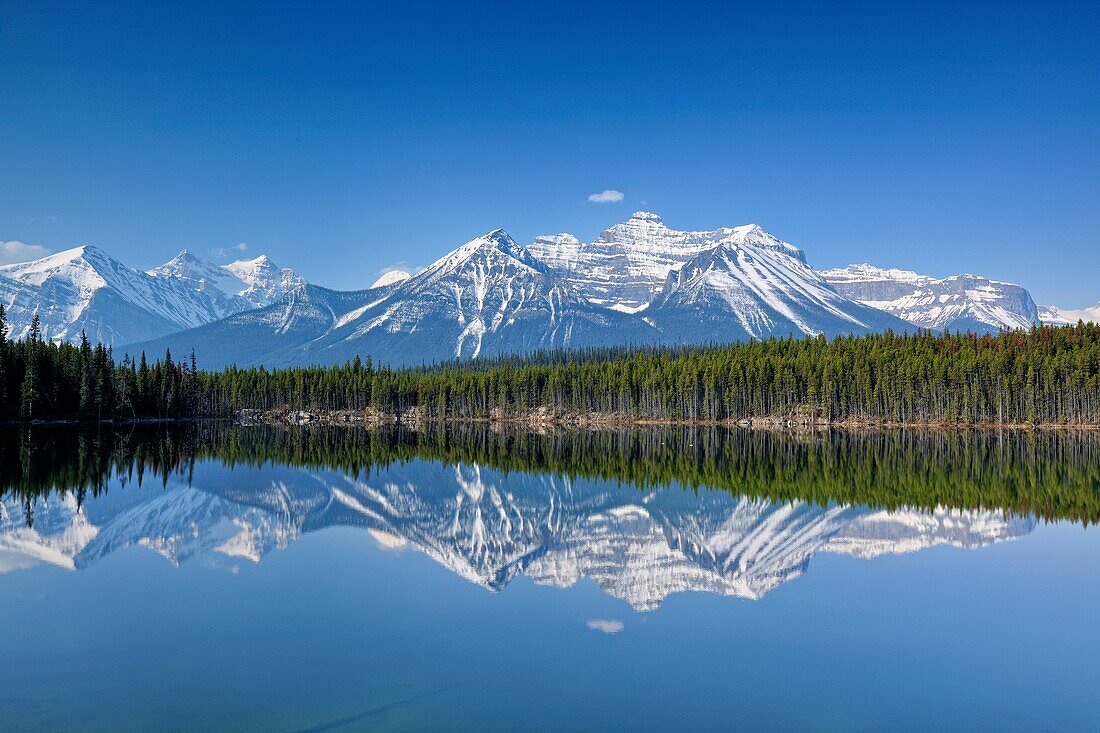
<box><xmin>371</xmin><ymin>270</ymin><xmax>413</xmax><ymax>288</ymax></box>
<box><xmin>149</xmin><ymin>250</ymin><xmax>303</xmax><ymax>311</ymax></box>
<box><xmin>527</xmin><ymin>212</ymin><xmax>807</xmax><ymax>311</ymax></box>
<box><xmin>648</xmin><ymin>241</ymin><xmax>909</xmax><ymax>340</ymax></box>
<box><xmin>819</xmin><ymin>263</ymin><xmax>928</xmax><ymax>285</ymax></box>
<box><xmin>147</xmin><ymin>249</ymin><xmax>207</xmax><ymax>278</ymax></box>
<box><xmin>1039</xmin><ymin>302</ymin><xmax>1100</xmax><ymax>326</ymax></box>
<box><xmin>418</xmin><ymin>229</ymin><xmax>545</xmax><ymax>282</ymax></box>
<box><xmin>0</xmin><ymin>244</ymin><xmax>113</xmax><ymax>287</ymax></box>
<box><xmin>820</xmin><ymin>264</ymin><xmax>1039</xmax><ymax>333</ymax></box>
<box><xmin>710</xmin><ymin>224</ymin><xmax>807</xmax><ymax>264</ymax></box>
<box><xmin>0</xmin><ymin>242</ymin><xmax>308</xmax><ymax>347</ymax></box>
<box><xmin>0</xmin><ymin>244</ymin><xmax>219</xmax><ymax>344</ymax></box>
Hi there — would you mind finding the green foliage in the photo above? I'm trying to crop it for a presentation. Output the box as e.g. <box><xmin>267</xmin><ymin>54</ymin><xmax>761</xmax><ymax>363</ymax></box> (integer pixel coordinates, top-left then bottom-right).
<box><xmin>0</xmin><ymin>308</ymin><xmax>197</xmax><ymax>422</ymax></box>
<box><xmin>194</xmin><ymin>324</ymin><xmax>1100</xmax><ymax>425</ymax></box>
<box><xmin>2</xmin><ymin>307</ymin><xmax>1099</xmax><ymax>428</ymax></box>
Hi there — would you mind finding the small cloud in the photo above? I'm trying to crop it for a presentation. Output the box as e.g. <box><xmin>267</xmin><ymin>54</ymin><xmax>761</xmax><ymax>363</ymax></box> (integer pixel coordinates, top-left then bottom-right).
<box><xmin>211</xmin><ymin>242</ymin><xmax>250</xmax><ymax>260</ymax></box>
<box><xmin>586</xmin><ymin>618</ymin><xmax>624</xmax><ymax>634</ymax></box>
<box><xmin>587</xmin><ymin>189</ymin><xmax>624</xmax><ymax>204</ymax></box>
<box><xmin>0</xmin><ymin>240</ymin><xmax>52</xmax><ymax>265</ymax></box>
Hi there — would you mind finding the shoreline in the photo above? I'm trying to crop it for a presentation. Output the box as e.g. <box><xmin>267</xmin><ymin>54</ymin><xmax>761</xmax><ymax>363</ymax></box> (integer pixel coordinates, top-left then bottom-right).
<box><xmin>230</xmin><ymin>407</ymin><xmax>1100</xmax><ymax>431</ymax></box>
<box><xmin>5</xmin><ymin>409</ymin><xmax>1099</xmax><ymax>431</ymax></box>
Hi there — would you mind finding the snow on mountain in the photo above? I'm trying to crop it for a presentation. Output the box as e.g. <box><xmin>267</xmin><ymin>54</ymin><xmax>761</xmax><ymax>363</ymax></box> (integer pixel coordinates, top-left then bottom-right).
<box><xmin>0</xmin><ymin>245</ymin><xmax>305</xmax><ymax>347</ymax></box>
<box><xmin>305</xmin><ymin>229</ymin><xmax>656</xmax><ymax>363</ymax></box>
<box><xmin>1039</xmin><ymin>302</ymin><xmax>1100</xmax><ymax>326</ymax></box>
<box><xmin>9</xmin><ymin>214</ymin><xmax>1062</xmax><ymax>364</ymax></box>
<box><xmin>0</xmin><ymin>245</ymin><xmax>244</xmax><ymax>346</ymax></box>
<box><xmin>645</xmin><ymin>240</ymin><xmax>911</xmax><ymax>341</ymax></box>
<box><xmin>371</xmin><ymin>270</ymin><xmax>413</xmax><ymax>288</ymax></box>
<box><xmin>148</xmin><ymin>250</ymin><xmax>303</xmax><ymax>312</ymax></box>
<box><xmin>130</xmin><ymin>216</ymin><xmax>930</xmax><ymax>366</ymax></box>
<box><xmin>134</xmin><ymin>229</ymin><xmax>657</xmax><ymax>368</ymax></box>
<box><xmin>527</xmin><ymin>211</ymin><xmax>809</xmax><ymax>312</ymax></box>
<box><xmin>820</xmin><ymin>263</ymin><xmax>1039</xmax><ymax>333</ymax></box>
<box><xmin>0</xmin><ymin>460</ymin><xmax>1035</xmax><ymax>609</ymax></box>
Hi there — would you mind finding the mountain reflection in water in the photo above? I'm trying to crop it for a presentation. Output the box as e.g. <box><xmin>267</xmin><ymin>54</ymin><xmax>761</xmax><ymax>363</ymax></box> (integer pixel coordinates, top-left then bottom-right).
<box><xmin>0</xmin><ymin>424</ymin><xmax>1066</xmax><ymax>607</ymax></box>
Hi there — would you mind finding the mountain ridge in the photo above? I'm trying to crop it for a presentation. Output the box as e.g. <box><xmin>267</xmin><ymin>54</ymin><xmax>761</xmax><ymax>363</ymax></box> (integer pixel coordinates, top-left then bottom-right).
<box><xmin>4</xmin><ymin>214</ymin><xmax>1089</xmax><ymax>366</ymax></box>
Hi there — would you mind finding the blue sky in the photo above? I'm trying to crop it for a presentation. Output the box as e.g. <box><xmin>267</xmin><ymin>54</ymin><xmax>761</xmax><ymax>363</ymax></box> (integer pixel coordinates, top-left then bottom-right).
<box><xmin>1</xmin><ymin>0</ymin><xmax>1098</xmax><ymax>305</ymax></box>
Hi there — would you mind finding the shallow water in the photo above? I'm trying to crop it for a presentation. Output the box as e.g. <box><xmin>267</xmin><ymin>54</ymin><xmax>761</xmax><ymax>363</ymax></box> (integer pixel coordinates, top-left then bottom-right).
<box><xmin>1</xmin><ymin>425</ymin><xmax>1098</xmax><ymax>731</ymax></box>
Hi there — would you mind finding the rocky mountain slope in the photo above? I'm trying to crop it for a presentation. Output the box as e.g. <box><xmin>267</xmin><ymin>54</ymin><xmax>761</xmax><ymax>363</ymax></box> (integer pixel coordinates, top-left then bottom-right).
<box><xmin>130</xmin><ymin>216</ymin><xmax>911</xmax><ymax>367</ymax></box>
<box><xmin>132</xmin><ymin>229</ymin><xmax>657</xmax><ymax>367</ymax></box>
<box><xmin>8</xmin><ymin>214</ymin><xmax>1083</xmax><ymax>365</ymax></box>
<box><xmin>0</xmin><ymin>245</ymin><xmax>302</xmax><ymax>347</ymax></box>
<box><xmin>148</xmin><ymin>250</ymin><xmax>303</xmax><ymax>312</ymax></box>
<box><xmin>644</xmin><ymin>239</ymin><xmax>909</xmax><ymax>342</ymax></box>
<box><xmin>819</xmin><ymin>263</ymin><xmax>1040</xmax><ymax>333</ymax></box>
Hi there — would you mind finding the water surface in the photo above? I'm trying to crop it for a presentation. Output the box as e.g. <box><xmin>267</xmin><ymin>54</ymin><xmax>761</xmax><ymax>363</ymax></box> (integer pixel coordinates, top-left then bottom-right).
<box><xmin>1</xmin><ymin>425</ymin><xmax>1098</xmax><ymax>731</ymax></box>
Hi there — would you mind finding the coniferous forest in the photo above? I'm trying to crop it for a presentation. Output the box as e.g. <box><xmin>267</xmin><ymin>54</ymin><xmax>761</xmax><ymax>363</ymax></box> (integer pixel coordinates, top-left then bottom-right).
<box><xmin>3</xmin><ymin>303</ymin><xmax>1100</xmax><ymax>426</ymax></box>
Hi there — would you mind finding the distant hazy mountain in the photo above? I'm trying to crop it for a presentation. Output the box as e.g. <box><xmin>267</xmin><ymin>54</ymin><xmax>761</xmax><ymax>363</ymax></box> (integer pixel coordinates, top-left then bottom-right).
<box><xmin>148</xmin><ymin>250</ymin><xmax>303</xmax><ymax>312</ymax></box>
<box><xmin>819</xmin><ymin>263</ymin><xmax>1039</xmax><ymax>333</ymax></box>
<box><xmin>0</xmin><ymin>460</ymin><xmax>1035</xmax><ymax>609</ymax></box>
<box><xmin>1039</xmin><ymin>302</ymin><xmax>1100</xmax><ymax>326</ymax></box>
<box><xmin>0</xmin><ymin>245</ymin><xmax>302</xmax><ymax>347</ymax></box>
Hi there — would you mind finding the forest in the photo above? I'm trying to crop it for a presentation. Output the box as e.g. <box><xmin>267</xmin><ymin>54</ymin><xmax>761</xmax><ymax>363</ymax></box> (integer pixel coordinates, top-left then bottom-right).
<box><xmin>3</xmin><ymin>302</ymin><xmax>1100</xmax><ymax>426</ymax></box>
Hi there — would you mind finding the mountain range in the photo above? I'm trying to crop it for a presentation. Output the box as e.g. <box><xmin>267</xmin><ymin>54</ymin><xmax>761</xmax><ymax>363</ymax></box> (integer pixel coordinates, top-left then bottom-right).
<box><xmin>0</xmin><ymin>245</ymin><xmax>301</xmax><ymax>346</ymax></box>
<box><xmin>0</xmin><ymin>459</ymin><xmax>1034</xmax><ymax>609</ymax></box>
<box><xmin>1</xmin><ymin>212</ymin><xmax>1094</xmax><ymax>367</ymax></box>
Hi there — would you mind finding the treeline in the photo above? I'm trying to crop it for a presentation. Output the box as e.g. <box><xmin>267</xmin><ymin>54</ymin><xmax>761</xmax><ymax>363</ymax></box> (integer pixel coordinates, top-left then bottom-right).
<box><xmin>0</xmin><ymin>307</ymin><xmax>199</xmax><ymax>421</ymax></box>
<box><xmin>4</xmin><ymin>303</ymin><xmax>1100</xmax><ymax>427</ymax></box>
<box><xmin>196</xmin><ymin>324</ymin><xmax>1100</xmax><ymax>425</ymax></box>
<box><xmin>5</xmin><ymin>423</ymin><xmax>1100</xmax><ymax>524</ymax></box>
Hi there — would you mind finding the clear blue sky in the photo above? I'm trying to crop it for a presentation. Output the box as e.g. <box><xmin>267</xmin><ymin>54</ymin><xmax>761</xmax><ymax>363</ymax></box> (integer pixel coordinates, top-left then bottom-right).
<box><xmin>1</xmin><ymin>1</ymin><xmax>1097</xmax><ymax>305</ymax></box>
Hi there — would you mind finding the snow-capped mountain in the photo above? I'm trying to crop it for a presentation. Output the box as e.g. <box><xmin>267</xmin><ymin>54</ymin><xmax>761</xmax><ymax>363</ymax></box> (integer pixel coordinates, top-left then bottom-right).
<box><xmin>9</xmin><ymin>213</ymin><xmax>1070</xmax><ymax>365</ymax></box>
<box><xmin>0</xmin><ymin>245</ymin><xmax>304</xmax><ymax>347</ymax></box>
<box><xmin>148</xmin><ymin>250</ymin><xmax>303</xmax><ymax>313</ymax></box>
<box><xmin>1039</xmin><ymin>302</ymin><xmax>1100</xmax><ymax>326</ymax></box>
<box><xmin>370</xmin><ymin>269</ymin><xmax>412</xmax><ymax>288</ymax></box>
<box><xmin>644</xmin><ymin>239</ymin><xmax>910</xmax><ymax>341</ymax></box>
<box><xmin>527</xmin><ymin>212</ymin><xmax>810</xmax><ymax>313</ymax></box>
<box><xmin>131</xmin><ymin>215</ymin><xmax>914</xmax><ymax>367</ymax></box>
<box><xmin>133</xmin><ymin>229</ymin><xmax>656</xmax><ymax>367</ymax></box>
<box><xmin>819</xmin><ymin>264</ymin><xmax>1039</xmax><ymax>333</ymax></box>
<box><xmin>0</xmin><ymin>459</ymin><xmax>1035</xmax><ymax>609</ymax></box>
<box><xmin>0</xmin><ymin>245</ymin><xmax>236</xmax><ymax>346</ymax></box>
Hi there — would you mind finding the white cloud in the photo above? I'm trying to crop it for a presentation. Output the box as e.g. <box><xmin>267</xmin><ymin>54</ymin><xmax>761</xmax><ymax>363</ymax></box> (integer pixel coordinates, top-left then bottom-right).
<box><xmin>212</xmin><ymin>242</ymin><xmax>250</xmax><ymax>259</ymax></box>
<box><xmin>0</xmin><ymin>240</ymin><xmax>51</xmax><ymax>265</ymax></box>
<box><xmin>586</xmin><ymin>618</ymin><xmax>624</xmax><ymax>634</ymax></box>
<box><xmin>587</xmin><ymin>189</ymin><xmax>624</xmax><ymax>204</ymax></box>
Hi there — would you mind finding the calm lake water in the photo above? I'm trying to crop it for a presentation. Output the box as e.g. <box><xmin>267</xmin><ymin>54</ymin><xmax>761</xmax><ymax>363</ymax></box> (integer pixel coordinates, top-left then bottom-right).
<box><xmin>1</xmin><ymin>425</ymin><xmax>1099</xmax><ymax>731</ymax></box>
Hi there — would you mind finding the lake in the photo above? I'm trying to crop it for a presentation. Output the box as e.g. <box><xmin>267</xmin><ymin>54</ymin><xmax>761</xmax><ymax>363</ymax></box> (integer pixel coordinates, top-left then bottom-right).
<box><xmin>1</xmin><ymin>424</ymin><xmax>1099</xmax><ymax>731</ymax></box>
